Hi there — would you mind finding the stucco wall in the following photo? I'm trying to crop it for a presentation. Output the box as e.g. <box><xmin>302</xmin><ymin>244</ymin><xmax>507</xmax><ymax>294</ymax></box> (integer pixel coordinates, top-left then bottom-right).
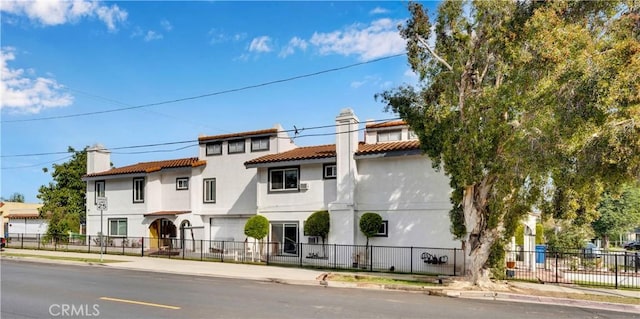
<box><xmin>8</xmin><ymin>218</ymin><xmax>48</xmax><ymax>235</ymax></box>
<box><xmin>159</xmin><ymin>169</ymin><xmax>191</xmax><ymax>211</ymax></box>
<box><xmin>256</xmin><ymin>164</ymin><xmax>336</xmax><ymax>213</ymax></box>
<box><xmin>352</xmin><ymin>155</ymin><xmax>457</xmax><ymax>248</ymax></box>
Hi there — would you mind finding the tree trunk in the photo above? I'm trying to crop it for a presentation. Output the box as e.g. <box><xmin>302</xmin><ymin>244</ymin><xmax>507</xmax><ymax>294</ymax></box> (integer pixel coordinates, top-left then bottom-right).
<box><xmin>603</xmin><ymin>235</ymin><xmax>609</xmax><ymax>250</ymax></box>
<box><xmin>462</xmin><ymin>176</ymin><xmax>502</xmax><ymax>288</ymax></box>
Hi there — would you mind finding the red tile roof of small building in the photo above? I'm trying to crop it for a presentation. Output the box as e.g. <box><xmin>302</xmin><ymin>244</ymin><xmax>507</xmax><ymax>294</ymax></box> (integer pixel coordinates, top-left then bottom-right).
<box><xmin>245</xmin><ymin>140</ymin><xmax>421</xmax><ymax>165</ymax></box>
<box><xmin>85</xmin><ymin>157</ymin><xmax>205</xmax><ymax>177</ymax></box>
<box><xmin>198</xmin><ymin>128</ymin><xmax>278</xmax><ymax>143</ymax></box>
<box><xmin>6</xmin><ymin>213</ymin><xmax>41</xmax><ymax>219</ymax></box>
<box><xmin>365</xmin><ymin>120</ymin><xmax>407</xmax><ymax>129</ymax></box>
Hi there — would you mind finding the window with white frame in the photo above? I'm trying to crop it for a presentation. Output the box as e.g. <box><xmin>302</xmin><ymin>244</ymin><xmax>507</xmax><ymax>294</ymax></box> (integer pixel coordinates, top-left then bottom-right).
<box><xmin>203</xmin><ymin>178</ymin><xmax>216</xmax><ymax>203</ymax></box>
<box><xmin>251</xmin><ymin>137</ymin><xmax>270</xmax><ymax>152</ymax></box>
<box><xmin>323</xmin><ymin>163</ymin><xmax>337</xmax><ymax>179</ymax></box>
<box><xmin>377</xmin><ymin>130</ymin><xmax>401</xmax><ymax>142</ymax></box>
<box><xmin>176</xmin><ymin>177</ymin><xmax>189</xmax><ymax>190</ymax></box>
<box><xmin>269</xmin><ymin>167</ymin><xmax>299</xmax><ymax>191</ymax></box>
<box><xmin>374</xmin><ymin>220</ymin><xmax>389</xmax><ymax>237</ymax></box>
<box><xmin>109</xmin><ymin>218</ymin><xmax>127</xmax><ymax>237</ymax></box>
<box><xmin>206</xmin><ymin>142</ymin><xmax>222</xmax><ymax>156</ymax></box>
<box><xmin>133</xmin><ymin>178</ymin><xmax>145</xmax><ymax>203</ymax></box>
<box><xmin>95</xmin><ymin>180</ymin><xmax>105</xmax><ymax>203</ymax></box>
<box><xmin>228</xmin><ymin>139</ymin><xmax>245</xmax><ymax>154</ymax></box>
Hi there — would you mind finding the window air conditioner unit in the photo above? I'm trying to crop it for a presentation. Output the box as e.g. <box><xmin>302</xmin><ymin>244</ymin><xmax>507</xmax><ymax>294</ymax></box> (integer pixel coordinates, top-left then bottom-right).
<box><xmin>299</xmin><ymin>183</ymin><xmax>309</xmax><ymax>190</ymax></box>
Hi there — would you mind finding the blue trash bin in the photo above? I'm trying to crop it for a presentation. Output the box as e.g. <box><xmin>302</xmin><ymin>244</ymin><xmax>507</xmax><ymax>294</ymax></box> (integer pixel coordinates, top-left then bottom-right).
<box><xmin>535</xmin><ymin>245</ymin><xmax>546</xmax><ymax>263</ymax></box>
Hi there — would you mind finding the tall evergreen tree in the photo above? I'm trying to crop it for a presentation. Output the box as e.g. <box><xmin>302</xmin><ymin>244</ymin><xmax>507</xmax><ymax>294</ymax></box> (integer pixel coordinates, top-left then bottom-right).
<box><xmin>378</xmin><ymin>1</ymin><xmax>639</xmax><ymax>286</ymax></box>
<box><xmin>593</xmin><ymin>183</ymin><xmax>640</xmax><ymax>248</ymax></box>
<box><xmin>38</xmin><ymin>147</ymin><xmax>87</xmax><ymax>238</ymax></box>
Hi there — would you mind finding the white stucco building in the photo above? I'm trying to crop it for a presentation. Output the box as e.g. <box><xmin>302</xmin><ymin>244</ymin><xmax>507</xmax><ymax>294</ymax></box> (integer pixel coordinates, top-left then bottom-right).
<box><xmin>245</xmin><ymin>109</ymin><xmax>457</xmax><ymax>254</ymax></box>
<box><xmin>83</xmin><ymin>109</ymin><xmax>459</xmax><ymax>255</ymax></box>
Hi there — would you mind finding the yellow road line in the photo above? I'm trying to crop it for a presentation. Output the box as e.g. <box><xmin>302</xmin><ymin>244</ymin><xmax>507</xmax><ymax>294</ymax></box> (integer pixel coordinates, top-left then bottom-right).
<box><xmin>99</xmin><ymin>297</ymin><xmax>181</xmax><ymax>310</ymax></box>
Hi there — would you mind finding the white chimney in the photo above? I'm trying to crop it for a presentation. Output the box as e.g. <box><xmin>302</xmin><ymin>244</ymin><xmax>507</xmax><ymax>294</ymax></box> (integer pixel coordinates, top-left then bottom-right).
<box><xmin>334</xmin><ymin>108</ymin><xmax>359</xmax><ymax>204</ymax></box>
<box><xmin>87</xmin><ymin>144</ymin><xmax>111</xmax><ymax>174</ymax></box>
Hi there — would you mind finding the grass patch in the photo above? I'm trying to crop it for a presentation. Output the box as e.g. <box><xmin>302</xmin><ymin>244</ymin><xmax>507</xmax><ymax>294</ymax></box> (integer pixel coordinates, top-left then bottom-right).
<box><xmin>328</xmin><ymin>273</ymin><xmax>437</xmax><ymax>287</ymax></box>
<box><xmin>519</xmin><ymin>288</ymin><xmax>640</xmax><ymax>305</ymax></box>
<box><xmin>572</xmin><ymin>280</ymin><xmax>640</xmax><ymax>291</ymax></box>
<box><xmin>1</xmin><ymin>252</ymin><xmax>123</xmax><ymax>264</ymax></box>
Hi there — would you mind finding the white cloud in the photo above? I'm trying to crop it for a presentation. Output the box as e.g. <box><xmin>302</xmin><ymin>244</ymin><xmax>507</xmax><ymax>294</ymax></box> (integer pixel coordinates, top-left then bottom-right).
<box><xmin>350</xmin><ymin>75</ymin><xmax>391</xmax><ymax>89</ymax></box>
<box><xmin>370</xmin><ymin>7</ymin><xmax>389</xmax><ymax>15</ymax></box>
<box><xmin>161</xmin><ymin>19</ymin><xmax>173</xmax><ymax>31</ymax></box>
<box><xmin>279</xmin><ymin>37</ymin><xmax>308</xmax><ymax>58</ymax></box>
<box><xmin>130</xmin><ymin>26</ymin><xmax>144</xmax><ymax>38</ymax></box>
<box><xmin>350</xmin><ymin>80</ymin><xmax>366</xmax><ymax>88</ymax></box>
<box><xmin>209</xmin><ymin>29</ymin><xmax>246</xmax><ymax>44</ymax></box>
<box><xmin>0</xmin><ymin>47</ymin><xmax>73</xmax><ymax>114</ymax></box>
<box><xmin>249</xmin><ymin>36</ymin><xmax>273</xmax><ymax>53</ymax></box>
<box><xmin>310</xmin><ymin>18</ymin><xmax>405</xmax><ymax>61</ymax></box>
<box><xmin>403</xmin><ymin>68</ymin><xmax>420</xmax><ymax>85</ymax></box>
<box><xmin>0</xmin><ymin>0</ymin><xmax>127</xmax><ymax>31</ymax></box>
<box><xmin>144</xmin><ymin>30</ymin><xmax>163</xmax><ymax>42</ymax></box>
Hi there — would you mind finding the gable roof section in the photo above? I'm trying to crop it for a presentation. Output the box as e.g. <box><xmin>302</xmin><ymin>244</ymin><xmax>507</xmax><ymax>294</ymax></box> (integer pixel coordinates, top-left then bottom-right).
<box><xmin>356</xmin><ymin>140</ymin><xmax>421</xmax><ymax>155</ymax></box>
<box><xmin>198</xmin><ymin>128</ymin><xmax>278</xmax><ymax>143</ymax></box>
<box><xmin>0</xmin><ymin>202</ymin><xmax>43</xmax><ymax>219</ymax></box>
<box><xmin>245</xmin><ymin>141</ymin><xmax>422</xmax><ymax>167</ymax></box>
<box><xmin>84</xmin><ymin>157</ymin><xmax>206</xmax><ymax>178</ymax></box>
<box><xmin>245</xmin><ymin>144</ymin><xmax>336</xmax><ymax>167</ymax></box>
<box><xmin>366</xmin><ymin>120</ymin><xmax>407</xmax><ymax>129</ymax></box>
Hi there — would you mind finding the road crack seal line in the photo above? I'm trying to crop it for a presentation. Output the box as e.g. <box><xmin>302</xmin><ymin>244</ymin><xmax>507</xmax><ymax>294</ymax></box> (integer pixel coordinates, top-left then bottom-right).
<box><xmin>99</xmin><ymin>297</ymin><xmax>181</xmax><ymax>310</ymax></box>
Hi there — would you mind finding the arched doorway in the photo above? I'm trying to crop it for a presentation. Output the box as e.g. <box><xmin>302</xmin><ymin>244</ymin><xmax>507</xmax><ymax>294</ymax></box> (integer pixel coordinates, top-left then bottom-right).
<box><xmin>149</xmin><ymin>218</ymin><xmax>177</xmax><ymax>249</ymax></box>
<box><xmin>180</xmin><ymin>220</ymin><xmax>195</xmax><ymax>252</ymax></box>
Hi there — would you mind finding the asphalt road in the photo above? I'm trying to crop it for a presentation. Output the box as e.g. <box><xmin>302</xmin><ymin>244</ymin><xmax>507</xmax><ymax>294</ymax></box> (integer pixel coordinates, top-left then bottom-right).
<box><xmin>1</xmin><ymin>260</ymin><xmax>637</xmax><ymax>319</ymax></box>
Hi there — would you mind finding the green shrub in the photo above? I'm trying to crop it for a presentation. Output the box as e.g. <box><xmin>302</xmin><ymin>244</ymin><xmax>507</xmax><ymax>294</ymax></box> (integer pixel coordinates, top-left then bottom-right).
<box><xmin>304</xmin><ymin>210</ymin><xmax>330</xmax><ymax>244</ymax></box>
<box><xmin>359</xmin><ymin>212</ymin><xmax>382</xmax><ymax>247</ymax></box>
<box><xmin>244</xmin><ymin>215</ymin><xmax>269</xmax><ymax>240</ymax></box>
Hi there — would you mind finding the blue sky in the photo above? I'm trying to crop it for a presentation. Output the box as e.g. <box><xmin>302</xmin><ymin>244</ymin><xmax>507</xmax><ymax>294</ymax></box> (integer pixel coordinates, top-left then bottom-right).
<box><xmin>1</xmin><ymin>1</ymin><xmax>439</xmax><ymax>203</ymax></box>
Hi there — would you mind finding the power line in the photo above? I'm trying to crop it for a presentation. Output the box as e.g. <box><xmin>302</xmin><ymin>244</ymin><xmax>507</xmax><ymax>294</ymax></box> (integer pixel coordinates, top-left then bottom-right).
<box><xmin>111</xmin><ymin>144</ymin><xmax>197</xmax><ymax>155</ymax></box>
<box><xmin>2</xmin><ymin>53</ymin><xmax>406</xmax><ymax>123</ymax></box>
<box><xmin>1</xmin><ymin>117</ymin><xmax>400</xmax><ymax>158</ymax></box>
<box><xmin>1</xmin><ymin>155</ymin><xmax>73</xmax><ymax>170</ymax></box>
<box><xmin>65</xmin><ymin>87</ymin><xmax>234</xmax><ymax>135</ymax></box>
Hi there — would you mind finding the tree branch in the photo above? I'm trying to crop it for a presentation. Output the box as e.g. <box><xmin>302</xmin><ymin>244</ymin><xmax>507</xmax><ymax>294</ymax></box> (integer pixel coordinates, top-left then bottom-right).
<box><xmin>417</xmin><ymin>37</ymin><xmax>453</xmax><ymax>72</ymax></box>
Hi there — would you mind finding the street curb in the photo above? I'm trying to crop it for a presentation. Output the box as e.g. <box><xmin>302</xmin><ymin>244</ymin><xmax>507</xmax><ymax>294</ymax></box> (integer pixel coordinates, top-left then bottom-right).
<box><xmin>4</xmin><ymin>253</ymin><xmax>639</xmax><ymax>314</ymax></box>
<box><xmin>442</xmin><ymin>290</ymin><xmax>640</xmax><ymax>314</ymax></box>
<box><xmin>0</xmin><ymin>255</ymin><xmax>110</xmax><ymax>267</ymax></box>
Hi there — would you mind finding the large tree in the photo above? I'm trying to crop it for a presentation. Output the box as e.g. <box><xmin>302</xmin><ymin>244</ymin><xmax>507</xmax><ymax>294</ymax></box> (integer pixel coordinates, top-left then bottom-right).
<box><xmin>1</xmin><ymin>192</ymin><xmax>25</xmax><ymax>202</ymax></box>
<box><xmin>38</xmin><ymin>147</ymin><xmax>87</xmax><ymax>238</ymax></box>
<box><xmin>378</xmin><ymin>1</ymin><xmax>639</xmax><ymax>286</ymax></box>
<box><xmin>592</xmin><ymin>183</ymin><xmax>640</xmax><ymax>249</ymax></box>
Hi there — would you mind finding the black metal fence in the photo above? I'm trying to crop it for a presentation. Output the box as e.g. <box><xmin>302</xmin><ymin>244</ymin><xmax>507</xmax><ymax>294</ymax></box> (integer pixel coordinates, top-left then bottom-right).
<box><xmin>7</xmin><ymin>233</ymin><xmax>638</xmax><ymax>289</ymax></box>
<box><xmin>4</xmin><ymin>233</ymin><xmax>463</xmax><ymax>276</ymax></box>
<box><xmin>505</xmin><ymin>248</ymin><xmax>640</xmax><ymax>289</ymax></box>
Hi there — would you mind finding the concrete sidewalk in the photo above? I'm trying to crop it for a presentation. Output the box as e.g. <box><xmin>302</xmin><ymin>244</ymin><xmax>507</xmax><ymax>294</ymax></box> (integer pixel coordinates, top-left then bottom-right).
<box><xmin>2</xmin><ymin>248</ymin><xmax>639</xmax><ymax>314</ymax></box>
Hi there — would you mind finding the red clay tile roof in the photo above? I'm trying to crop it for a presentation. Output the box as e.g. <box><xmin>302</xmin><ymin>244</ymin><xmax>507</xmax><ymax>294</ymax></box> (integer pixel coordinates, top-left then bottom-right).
<box><xmin>246</xmin><ymin>141</ymin><xmax>422</xmax><ymax>165</ymax></box>
<box><xmin>85</xmin><ymin>157</ymin><xmax>205</xmax><ymax>178</ymax></box>
<box><xmin>356</xmin><ymin>140</ymin><xmax>421</xmax><ymax>155</ymax></box>
<box><xmin>365</xmin><ymin>120</ymin><xmax>407</xmax><ymax>129</ymax></box>
<box><xmin>245</xmin><ymin>144</ymin><xmax>336</xmax><ymax>165</ymax></box>
<box><xmin>144</xmin><ymin>211</ymin><xmax>190</xmax><ymax>217</ymax></box>
<box><xmin>198</xmin><ymin>128</ymin><xmax>278</xmax><ymax>143</ymax></box>
<box><xmin>7</xmin><ymin>213</ymin><xmax>41</xmax><ymax>219</ymax></box>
